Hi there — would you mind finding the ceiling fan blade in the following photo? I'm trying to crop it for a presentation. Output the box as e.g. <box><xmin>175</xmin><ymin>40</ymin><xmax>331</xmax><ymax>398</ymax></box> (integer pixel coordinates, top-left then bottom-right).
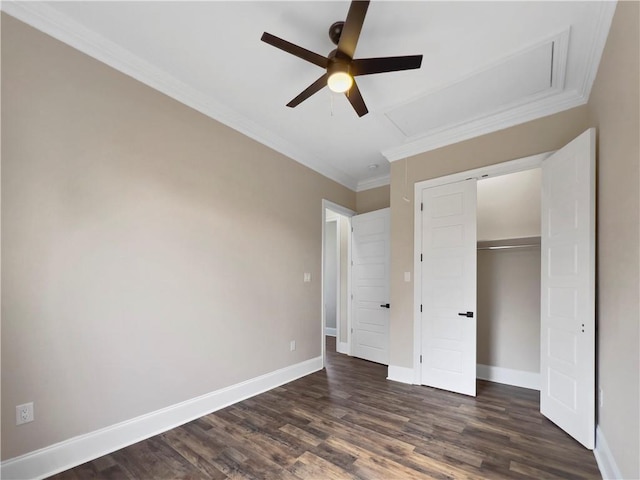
<box><xmin>337</xmin><ymin>1</ymin><xmax>370</xmax><ymax>59</ymax></box>
<box><xmin>261</xmin><ymin>32</ymin><xmax>328</xmax><ymax>69</ymax></box>
<box><xmin>345</xmin><ymin>80</ymin><xmax>369</xmax><ymax>117</ymax></box>
<box><xmin>351</xmin><ymin>55</ymin><xmax>423</xmax><ymax>76</ymax></box>
<box><xmin>287</xmin><ymin>74</ymin><xmax>328</xmax><ymax>108</ymax></box>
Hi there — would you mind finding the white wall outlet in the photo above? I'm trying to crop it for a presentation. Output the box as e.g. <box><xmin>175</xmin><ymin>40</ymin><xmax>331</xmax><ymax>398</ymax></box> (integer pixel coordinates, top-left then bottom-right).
<box><xmin>303</xmin><ymin>272</ymin><xmax>311</xmax><ymax>283</ymax></box>
<box><xmin>16</xmin><ymin>402</ymin><xmax>34</xmax><ymax>425</ymax></box>
<box><xmin>599</xmin><ymin>387</ymin><xmax>604</xmax><ymax>408</ymax></box>
<box><xmin>290</xmin><ymin>340</ymin><xmax>296</xmax><ymax>351</ymax></box>
<box><xmin>404</xmin><ymin>271</ymin><xmax>411</xmax><ymax>282</ymax></box>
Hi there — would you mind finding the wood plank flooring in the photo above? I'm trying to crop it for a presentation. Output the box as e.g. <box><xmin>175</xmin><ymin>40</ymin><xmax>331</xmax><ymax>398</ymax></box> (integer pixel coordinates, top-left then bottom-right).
<box><xmin>50</xmin><ymin>337</ymin><xmax>601</xmax><ymax>479</ymax></box>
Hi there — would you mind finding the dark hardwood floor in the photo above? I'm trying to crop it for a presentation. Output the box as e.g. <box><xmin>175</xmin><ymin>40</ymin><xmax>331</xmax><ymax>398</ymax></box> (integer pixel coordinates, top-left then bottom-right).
<box><xmin>50</xmin><ymin>337</ymin><xmax>601</xmax><ymax>479</ymax></box>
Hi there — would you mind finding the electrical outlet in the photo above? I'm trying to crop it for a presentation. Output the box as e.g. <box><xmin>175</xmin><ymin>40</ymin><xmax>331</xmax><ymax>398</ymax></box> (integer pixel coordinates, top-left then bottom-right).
<box><xmin>16</xmin><ymin>402</ymin><xmax>34</xmax><ymax>425</ymax></box>
<box><xmin>290</xmin><ymin>340</ymin><xmax>296</xmax><ymax>351</ymax></box>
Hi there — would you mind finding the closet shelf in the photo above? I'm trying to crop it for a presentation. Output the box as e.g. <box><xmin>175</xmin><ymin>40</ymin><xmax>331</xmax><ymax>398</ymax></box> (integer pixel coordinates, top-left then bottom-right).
<box><xmin>477</xmin><ymin>236</ymin><xmax>541</xmax><ymax>250</ymax></box>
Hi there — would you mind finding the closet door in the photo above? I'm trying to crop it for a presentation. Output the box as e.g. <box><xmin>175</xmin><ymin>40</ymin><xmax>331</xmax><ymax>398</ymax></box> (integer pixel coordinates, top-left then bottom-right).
<box><xmin>420</xmin><ymin>180</ymin><xmax>477</xmax><ymax>396</ymax></box>
<box><xmin>540</xmin><ymin>128</ymin><xmax>595</xmax><ymax>449</ymax></box>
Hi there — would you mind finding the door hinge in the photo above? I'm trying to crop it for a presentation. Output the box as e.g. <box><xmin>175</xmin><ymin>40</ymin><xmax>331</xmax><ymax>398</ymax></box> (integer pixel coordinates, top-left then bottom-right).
<box><xmin>420</xmin><ymin>304</ymin><xmax>423</xmax><ymax>312</ymax></box>
<box><xmin>420</xmin><ymin>355</ymin><xmax>423</xmax><ymax>363</ymax></box>
<box><xmin>351</xmin><ymin>294</ymin><xmax>354</xmax><ymax>300</ymax></box>
<box><xmin>420</xmin><ymin>253</ymin><xmax>423</xmax><ymax>262</ymax></box>
<box><xmin>421</xmin><ymin>202</ymin><xmax>423</xmax><ymax>211</ymax></box>
<box><xmin>351</xmin><ymin>227</ymin><xmax>354</xmax><ymax>232</ymax></box>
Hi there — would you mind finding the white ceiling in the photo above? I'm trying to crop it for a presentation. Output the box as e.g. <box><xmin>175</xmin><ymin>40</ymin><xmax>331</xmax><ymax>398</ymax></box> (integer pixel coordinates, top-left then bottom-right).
<box><xmin>3</xmin><ymin>1</ymin><xmax>616</xmax><ymax>191</ymax></box>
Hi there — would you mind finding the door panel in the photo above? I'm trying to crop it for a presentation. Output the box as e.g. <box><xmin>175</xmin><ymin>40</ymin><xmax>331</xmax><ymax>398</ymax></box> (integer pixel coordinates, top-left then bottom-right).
<box><xmin>352</xmin><ymin>208</ymin><xmax>390</xmax><ymax>365</ymax></box>
<box><xmin>540</xmin><ymin>128</ymin><xmax>595</xmax><ymax>449</ymax></box>
<box><xmin>420</xmin><ymin>180</ymin><xmax>477</xmax><ymax>396</ymax></box>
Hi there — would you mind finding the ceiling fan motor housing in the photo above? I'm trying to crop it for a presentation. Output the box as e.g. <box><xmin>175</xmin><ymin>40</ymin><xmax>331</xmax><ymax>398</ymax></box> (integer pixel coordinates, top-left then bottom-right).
<box><xmin>329</xmin><ymin>21</ymin><xmax>344</xmax><ymax>45</ymax></box>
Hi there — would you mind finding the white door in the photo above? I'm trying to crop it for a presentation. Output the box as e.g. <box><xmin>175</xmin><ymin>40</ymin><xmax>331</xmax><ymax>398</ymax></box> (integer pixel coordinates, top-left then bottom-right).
<box><xmin>540</xmin><ymin>128</ymin><xmax>595</xmax><ymax>449</ymax></box>
<box><xmin>420</xmin><ymin>180</ymin><xmax>477</xmax><ymax>396</ymax></box>
<box><xmin>351</xmin><ymin>208</ymin><xmax>390</xmax><ymax>365</ymax></box>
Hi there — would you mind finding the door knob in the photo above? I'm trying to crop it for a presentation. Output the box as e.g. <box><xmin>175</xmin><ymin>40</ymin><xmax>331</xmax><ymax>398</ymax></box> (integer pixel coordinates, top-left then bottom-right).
<box><xmin>380</xmin><ymin>303</ymin><xmax>390</xmax><ymax>308</ymax></box>
<box><xmin>458</xmin><ymin>311</ymin><xmax>474</xmax><ymax>317</ymax></box>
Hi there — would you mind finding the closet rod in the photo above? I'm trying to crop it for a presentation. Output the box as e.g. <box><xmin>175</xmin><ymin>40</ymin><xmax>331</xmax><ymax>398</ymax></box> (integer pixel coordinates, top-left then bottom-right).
<box><xmin>477</xmin><ymin>244</ymin><xmax>539</xmax><ymax>250</ymax></box>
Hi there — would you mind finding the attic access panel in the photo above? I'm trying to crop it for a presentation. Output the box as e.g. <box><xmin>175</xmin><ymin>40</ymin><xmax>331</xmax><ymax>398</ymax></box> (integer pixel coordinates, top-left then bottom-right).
<box><xmin>385</xmin><ymin>31</ymin><xmax>569</xmax><ymax>138</ymax></box>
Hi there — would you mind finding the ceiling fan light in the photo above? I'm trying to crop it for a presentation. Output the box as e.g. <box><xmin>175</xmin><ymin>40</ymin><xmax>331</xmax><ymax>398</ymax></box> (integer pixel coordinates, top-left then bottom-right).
<box><xmin>327</xmin><ymin>71</ymin><xmax>353</xmax><ymax>93</ymax></box>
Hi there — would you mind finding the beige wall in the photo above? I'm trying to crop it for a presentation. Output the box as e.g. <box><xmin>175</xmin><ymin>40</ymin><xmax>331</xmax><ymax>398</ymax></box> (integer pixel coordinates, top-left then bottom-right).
<box><xmin>477</xmin><ymin>169</ymin><xmax>541</xmax><ymax>242</ymax></box>
<box><xmin>477</xmin><ymin>246</ymin><xmax>540</xmax><ymax>373</ymax></box>
<box><xmin>389</xmin><ymin>104</ymin><xmax>590</xmax><ymax>369</ymax></box>
<box><xmin>586</xmin><ymin>2</ymin><xmax>639</xmax><ymax>477</ymax></box>
<box><xmin>1</xmin><ymin>14</ymin><xmax>355</xmax><ymax>460</ymax></box>
<box><xmin>356</xmin><ymin>185</ymin><xmax>390</xmax><ymax>213</ymax></box>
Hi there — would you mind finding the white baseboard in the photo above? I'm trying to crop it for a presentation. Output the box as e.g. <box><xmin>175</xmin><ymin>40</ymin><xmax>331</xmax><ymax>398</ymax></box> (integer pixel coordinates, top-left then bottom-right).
<box><xmin>594</xmin><ymin>425</ymin><xmax>623</xmax><ymax>479</ymax></box>
<box><xmin>476</xmin><ymin>364</ymin><xmax>540</xmax><ymax>390</ymax></box>
<box><xmin>337</xmin><ymin>341</ymin><xmax>349</xmax><ymax>355</ymax></box>
<box><xmin>0</xmin><ymin>356</ymin><xmax>322</xmax><ymax>480</ymax></box>
<box><xmin>324</xmin><ymin>327</ymin><xmax>337</xmax><ymax>337</ymax></box>
<box><xmin>387</xmin><ymin>365</ymin><xmax>415</xmax><ymax>385</ymax></box>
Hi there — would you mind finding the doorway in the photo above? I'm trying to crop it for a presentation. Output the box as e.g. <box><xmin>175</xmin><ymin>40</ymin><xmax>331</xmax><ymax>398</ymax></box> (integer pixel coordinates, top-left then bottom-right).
<box><xmin>476</xmin><ymin>168</ymin><xmax>542</xmax><ymax>390</ymax></box>
<box><xmin>321</xmin><ymin>200</ymin><xmax>354</xmax><ymax>367</ymax></box>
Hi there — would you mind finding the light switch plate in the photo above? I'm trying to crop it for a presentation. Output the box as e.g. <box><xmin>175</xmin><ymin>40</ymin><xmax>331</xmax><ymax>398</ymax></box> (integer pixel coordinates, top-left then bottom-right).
<box><xmin>303</xmin><ymin>272</ymin><xmax>311</xmax><ymax>283</ymax></box>
<box><xmin>404</xmin><ymin>271</ymin><xmax>411</xmax><ymax>282</ymax></box>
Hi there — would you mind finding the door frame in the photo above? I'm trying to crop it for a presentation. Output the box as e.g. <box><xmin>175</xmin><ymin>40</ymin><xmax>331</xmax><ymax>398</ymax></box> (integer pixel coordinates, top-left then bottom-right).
<box><xmin>321</xmin><ymin>199</ymin><xmax>355</xmax><ymax>369</ymax></box>
<box><xmin>412</xmin><ymin>151</ymin><xmax>552</xmax><ymax>383</ymax></box>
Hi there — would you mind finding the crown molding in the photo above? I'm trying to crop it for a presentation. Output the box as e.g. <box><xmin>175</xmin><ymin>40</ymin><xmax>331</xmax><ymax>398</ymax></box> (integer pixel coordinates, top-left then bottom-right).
<box><xmin>383</xmin><ymin>89</ymin><xmax>586</xmax><ymax>162</ymax></box>
<box><xmin>356</xmin><ymin>174</ymin><xmax>390</xmax><ymax>192</ymax></box>
<box><xmin>0</xmin><ymin>1</ymin><xmax>359</xmax><ymax>191</ymax></box>
<box><xmin>579</xmin><ymin>1</ymin><xmax>618</xmax><ymax>100</ymax></box>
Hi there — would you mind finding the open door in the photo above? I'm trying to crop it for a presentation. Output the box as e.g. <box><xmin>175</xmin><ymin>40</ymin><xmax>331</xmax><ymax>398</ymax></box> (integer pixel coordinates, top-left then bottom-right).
<box><xmin>420</xmin><ymin>180</ymin><xmax>477</xmax><ymax>396</ymax></box>
<box><xmin>540</xmin><ymin>128</ymin><xmax>595</xmax><ymax>449</ymax></box>
<box><xmin>351</xmin><ymin>208</ymin><xmax>390</xmax><ymax>365</ymax></box>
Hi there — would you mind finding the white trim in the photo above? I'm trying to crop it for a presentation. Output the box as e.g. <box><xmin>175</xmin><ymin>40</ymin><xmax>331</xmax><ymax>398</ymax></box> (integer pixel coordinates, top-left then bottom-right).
<box><xmin>579</xmin><ymin>1</ymin><xmax>618</xmax><ymax>102</ymax></box>
<box><xmin>356</xmin><ymin>174</ymin><xmax>390</xmax><ymax>192</ymax></box>
<box><xmin>412</xmin><ymin>189</ymin><xmax>423</xmax><ymax>384</ymax></box>
<box><xmin>384</xmin><ymin>87</ymin><xmax>584</xmax><ymax>163</ymax></box>
<box><xmin>324</xmin><ymin>327</ymin><xmax>337</xmax><ymax>337</ymax></box>
<box><xmin>387</xmin><ymin>365</ymin><xmax>415</xmax><ymax>385</ymax></box>
<box><xmin>0</xmin><ymin>1</ymin><xmax>359</xmax><ymax>191</ymax></box>
<box><xmin>476</xmin><ymin>364</ymin><xmax>540</xmax><ymax>391</ymax></box>
<box><xmin>337</xmin><ymin>341</ymin><xmax>350</xmax><ymax>355</ymax></box>
<box><xmin>0</xmin><ymin>356</ymin><xmax>322</xmax><ymax>480</ymax></box>
<box><xmin>594</xmin><ymin>426</ymin><xmax>623</xmax><ymax>479</ymax></box>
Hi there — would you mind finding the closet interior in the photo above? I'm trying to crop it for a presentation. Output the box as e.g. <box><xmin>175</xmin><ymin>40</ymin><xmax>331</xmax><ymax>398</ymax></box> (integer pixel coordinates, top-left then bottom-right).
<box><xmin>476</xmin><ymin>168</ymin><xmax>542</xmax><ymax>387</ymax></box>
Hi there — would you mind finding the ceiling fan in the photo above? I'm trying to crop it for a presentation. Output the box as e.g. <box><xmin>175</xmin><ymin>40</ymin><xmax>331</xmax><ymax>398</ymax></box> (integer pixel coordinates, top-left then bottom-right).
<box><xmin>261</xmin><ymin>0</ymin><xmax>423</xmax><ymax>117</ymax></box>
